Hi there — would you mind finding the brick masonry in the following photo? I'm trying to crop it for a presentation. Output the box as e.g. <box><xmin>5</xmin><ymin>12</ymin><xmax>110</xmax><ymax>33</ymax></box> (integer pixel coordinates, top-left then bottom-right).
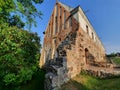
<box><xmin>39</xmin><ymin>2</ymin><xmax>106</xmax><ymax>90</ymax></box>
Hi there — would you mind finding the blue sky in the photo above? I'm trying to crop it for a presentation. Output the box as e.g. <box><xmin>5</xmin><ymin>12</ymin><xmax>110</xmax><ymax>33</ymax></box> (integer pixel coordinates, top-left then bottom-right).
<box><xmin>31</xmin><ymin>0</ymin><xmax>120</xmax><ymax>54</ymax></box>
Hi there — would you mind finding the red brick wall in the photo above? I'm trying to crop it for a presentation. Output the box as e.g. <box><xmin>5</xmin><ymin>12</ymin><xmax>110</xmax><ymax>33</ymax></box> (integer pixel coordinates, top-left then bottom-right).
<box><xmin>40</xmin><ymin>2</ymin><xmax>106</xmax><ymax>78</ymax></box>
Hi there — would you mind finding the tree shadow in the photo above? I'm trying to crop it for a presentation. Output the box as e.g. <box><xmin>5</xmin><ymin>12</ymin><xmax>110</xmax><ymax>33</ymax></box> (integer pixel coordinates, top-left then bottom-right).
<box><xmin>19</xmin><ymin>69</ymin><xmax>45</xmax><ymax>90</ymax></box>
<box><xmin>60</xmin><ymin>80</ymin><xmax>88</xmax><ymax>90</ymax></box>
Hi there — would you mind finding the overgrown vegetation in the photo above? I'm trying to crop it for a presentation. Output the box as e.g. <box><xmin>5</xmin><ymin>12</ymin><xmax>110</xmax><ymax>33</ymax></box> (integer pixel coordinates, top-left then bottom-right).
<box><xmin>0</xmin><ymin>0</ymin><xmax>44</xmax><ymax>89</ymax></box>
<box><xmin>0</xmin><ymin>24</ymin><xmax>41</xmax><ymax>89</ymax></box>
<box><xmin>61</xmin><ymin>74</ymin><xmax>120</xmax><ymax>90</ymax></box>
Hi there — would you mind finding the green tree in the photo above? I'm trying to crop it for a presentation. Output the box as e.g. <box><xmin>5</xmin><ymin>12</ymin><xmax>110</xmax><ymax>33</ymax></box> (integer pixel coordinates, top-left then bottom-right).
<box><xmin>0</xmin><ymin>24</ymin><xmax>41</xmax><ymax>88</ymax></box>
<box><xmin>0</xmin><ymin>0</ymin><xmax>43</xmax><ymax>29</ymax></box>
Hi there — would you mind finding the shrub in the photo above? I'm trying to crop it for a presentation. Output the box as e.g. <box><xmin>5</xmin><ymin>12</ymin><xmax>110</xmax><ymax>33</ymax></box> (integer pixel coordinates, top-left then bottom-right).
<box><xmin>0</xmin><ymin>24</ymin><xmax>41</xmax><ymax>87</ymax></box>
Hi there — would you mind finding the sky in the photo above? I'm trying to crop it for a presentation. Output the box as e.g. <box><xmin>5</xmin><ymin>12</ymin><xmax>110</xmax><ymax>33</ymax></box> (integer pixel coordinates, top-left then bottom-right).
<box><xmin>31</xmin><ymin>0</ymin><xmax>120</xmax><ymax>54</ymax></box>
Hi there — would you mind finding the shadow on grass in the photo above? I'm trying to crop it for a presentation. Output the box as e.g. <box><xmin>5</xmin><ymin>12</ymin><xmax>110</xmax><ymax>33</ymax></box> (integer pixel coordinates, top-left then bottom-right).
<box><xmin>19</xmin><ymin>69</ymin><xmax>45</xmax><ymax>90</ymax></box>
<box><xmin>0</xmin><ymin>69</ymin><xmax>45</xmax><ymax>90</ymax></box>
<box><xmin>60</xmin><ymin>79</ymin><xmax>88</xmax><ymax>90</ymax></box>
<box><xmin>60</xmin><ymin>73</ymin><xmax>120</xmax><ymax>90</ymax></box>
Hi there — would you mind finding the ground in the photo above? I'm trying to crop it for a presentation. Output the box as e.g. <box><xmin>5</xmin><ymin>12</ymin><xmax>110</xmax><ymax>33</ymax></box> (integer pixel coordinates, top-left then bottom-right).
<box><xmin>60</xmin><ymin>56</ymin><xmax>120</xmax><ymax>90</ymax></box>
<box><xmin>112</xmin><ymin>57</ymin><xmax>120</xmax><ymax>65</ymax></box>
<box><xmin>60</xmin><ymin>73</ymin><xmax>120</xmax><ymax>90</ymax></box>
<box><xmin>2</xmin><ymin>57</ymin><xmax>119</xmax><ymax>90</ymax></box>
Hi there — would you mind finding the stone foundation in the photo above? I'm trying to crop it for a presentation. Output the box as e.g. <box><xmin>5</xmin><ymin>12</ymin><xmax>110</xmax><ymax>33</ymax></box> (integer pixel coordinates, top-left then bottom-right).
<box><xmin>44</xmin><ymin>57</ymin><xmax>70</xmax><ymax>90</ymax></box>
<box><xmin>82</xmin><ymin>64</ymin><xmax>120</xmax><ymax>79</ymax></box>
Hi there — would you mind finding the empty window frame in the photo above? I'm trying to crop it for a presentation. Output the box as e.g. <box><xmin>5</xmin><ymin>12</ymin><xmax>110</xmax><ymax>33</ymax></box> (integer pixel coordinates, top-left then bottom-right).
<box><xmin>92</xmin><ymin>32</ymin><xmax>94</xmax><ymax>40</ymax></box>
<box><xmin>86</xmin><ymin>25</ymin><xmax>89</xmax><ymax>34</ymax></box>
<box><xmin>64</xmin><ymin>11</ymin><xmax>66</xmax><ymax>29</ymax></box>
<box><xmin>69</xmin><ymin>17</ymin><xmax>72</xmax><ymax>27</ymax></box>
<box><xmin>55</xmin><ymin>16</ymin><xmax>58</xmax><ymax>34</ymax></box>
<box><xmin>49</xmin><ymin>23</ymin><xmax>51</xmax><ymax>37</ymax></box>
<box><xmin>60</xmin><ymin>7</ymin><xmax>62</xmax><ymax>16</ymax></box>
<box><xmin>55</xmin><ymin>5</ymin><xmax>58</xmax><ymax>34</ymax></box>
<box><xmin>56</xmin><ymin>5</ymin><xmax>58</xmax><ymax>16</ymax></box>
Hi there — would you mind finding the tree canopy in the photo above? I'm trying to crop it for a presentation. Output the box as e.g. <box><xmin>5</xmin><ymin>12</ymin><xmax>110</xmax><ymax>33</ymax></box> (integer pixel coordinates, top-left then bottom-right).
<box><xmin>0</xmin><ymin>24</ymin><xmax>41</xmax><ymax>89</ymax></box>
<box><xmin>0</xmin><ymin>1</ymin><xmax>43</xmax><ymax>89</ymax></box>
<box><xmin>0</xmin><ymin>0</ymin><xmax>43</xmax><ymax>30</ymax></box>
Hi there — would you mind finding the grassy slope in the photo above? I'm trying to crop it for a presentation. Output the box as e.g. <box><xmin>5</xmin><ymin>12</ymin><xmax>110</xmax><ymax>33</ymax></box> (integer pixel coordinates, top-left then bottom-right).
<box><xmin>60</xmin><ymin>74</ymin><xmax>120</xmax><ymax>90</ymax></box>
<box><xmin>112</xmin><ymin>57</ymin><xmax>120</xmax><ymax>65</ymax></box>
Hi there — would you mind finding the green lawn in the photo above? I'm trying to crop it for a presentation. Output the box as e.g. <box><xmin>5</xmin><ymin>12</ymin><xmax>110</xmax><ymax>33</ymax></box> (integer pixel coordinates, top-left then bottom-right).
<box><xmin>60</xmin><ymin>74</ymin><xmax>120</xmax><ymax>90</ymax></box>
<box><xmin>112</xmin><ymin>57</ymin><xmax>120</xmax><ymax>65</ymax></box>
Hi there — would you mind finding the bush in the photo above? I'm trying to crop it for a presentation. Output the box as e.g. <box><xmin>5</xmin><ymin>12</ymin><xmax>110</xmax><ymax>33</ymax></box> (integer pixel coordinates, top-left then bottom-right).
<box><xmin>0</xmin><ymin>24</ymin><xmax>41</xmax><ymax>87</ymax></box>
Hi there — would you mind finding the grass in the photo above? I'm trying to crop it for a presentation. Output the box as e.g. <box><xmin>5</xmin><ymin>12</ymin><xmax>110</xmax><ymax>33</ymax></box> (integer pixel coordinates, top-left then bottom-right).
<box><xmin>112</xmin><ymin>57</ymin><xmax>120</xmax><ymax>65</ymax></box>
<box><xmin>60</xmin><ymin>74</ymin><xmax>120</xmax><ymax>90</ymax></box>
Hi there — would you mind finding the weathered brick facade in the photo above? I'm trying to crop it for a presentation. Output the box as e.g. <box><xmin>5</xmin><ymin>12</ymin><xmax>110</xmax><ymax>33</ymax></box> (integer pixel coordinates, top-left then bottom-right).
<box><xmin>39</xmin><ymin>2</ymin><xmax>106</xmax><ymax>89</ymax></box>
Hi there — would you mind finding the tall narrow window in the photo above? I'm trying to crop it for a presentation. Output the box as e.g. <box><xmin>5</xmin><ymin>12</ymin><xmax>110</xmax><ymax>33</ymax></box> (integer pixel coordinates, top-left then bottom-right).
<box><xmin>60</xmin><ymin>7</ymin><xmax>62</xmax><ymax>31</ymax></box>
<box><xmin>86</xmin><ymin>25</ymin><xmax>89</xmax><ymax>34</ymax></box>
<box><xmin>92</xmin><ymin>32</ymin><xmax>94</xmax><ymax>39</ymax></box>
<box><xmin>55</xmin><ymin>16</ymin><xmax>57</xmax><ymax>34</ymax></box>
<box><xmin>49</xmin><ymin>24</ymin><xmax>50</xmax><ymax>37</ymax></box>
<box><xmin>47</xmin><ymin>28</ymin><xmax>48</xmax><ymax>37</ymax></box>
<box><xmin>69</xmin><ymin>17</ymin><xmax>72</xmax><ymax>27</ymax></box>
<box><xmin>49</xmin><ymin>23</ymin><xmax>51</xmax><ymax>37</ymax></box>
<box><xmin>53</xmin><ymin>13</ymin><xmax>55</xmax><ymax>35</ymax></box>
<box><xmin>54</xmin><ymin>39</ymin><xmax>56</xmax><ymax>45</ymax></box>
<box><xmin>55</xmin><ymin>5</ymin><xmax>58</xmax><ymax>34</ymax></box>
<box><xmin>60</xmin><ymin>7</ymin><xmax>62</xmax><ymax>16</ymax></box>
<box><xmin>51</xmin><ymin>15</ymin><xmax>53</xmax><ymax>36</ymax></box>
<box><xmin>64</xmin><ymin>11</ymin><xmax>66</xmax><ymax>29</ymax></box>
<box><xmin>56</xmin><ymin>5</ymin><xmax>58</xmax><ymax>16</ymax></box>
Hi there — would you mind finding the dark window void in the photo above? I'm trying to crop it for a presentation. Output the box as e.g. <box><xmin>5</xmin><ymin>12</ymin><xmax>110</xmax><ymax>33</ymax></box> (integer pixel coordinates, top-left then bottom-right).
<box><xmin>49</xmin><ymin>23</ymin><xmax>51</xmax><ymax>37</ymax></box>
<box><xmin>54</xmin><ymin>39</ymin><xmax>56</xmax><ymax>45</ymax></box>
<box><xmin>69</xmin><ymin>17</ymin><xmax>72</xmax><ymax>27</ymax></box>
<box><xmin>55</xmin><ymin>5</ymin><xmax>58</xmax><ymax>34</ymax></box>
<box><xmin>85</xmin><ymin>48</ymin><xmax>89</xmax><ymax>64</ymax></box>
<box><xmin>60</xmin><ymin>7</ymin><xmax>62</xmax><ymax>16</ymax></box>
<box><xmin>86</xmin><ymin>25</ymin><xmax>89</xmax><ymax>34</ymax></box>
<box><xmin>56</xmin><ymin>5</ymin><xmax>58</xmax><ymax>16</ymax></box>
<box><xmin>60</xmin><ymin>16</ymin><xmax>62</xmax><ymax>31</ymax></box>
<box><xmin>60</xmin><ymin>7</ymin><xmax>62</xmax><ymax>31</ymax></box>
<box><xmin>55</xmin><ymin>16</ymin><xmax>57</xmax><ymax>34</ymax></box>
<box><xmin>92</xmin><ymin>32</ymin><xmax>94</xmax><ymax>39</ymax></box>
<box><xmin>64</xmin><ymin>11</ymin><xmax>66</xmax><ymax>29</ymax></box>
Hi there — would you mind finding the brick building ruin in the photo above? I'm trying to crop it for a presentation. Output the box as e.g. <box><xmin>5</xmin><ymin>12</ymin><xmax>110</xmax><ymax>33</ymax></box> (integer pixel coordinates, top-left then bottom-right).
<box><xmin>39</xmin><ymin>1</ymin><xmax>108</xmax><ymax>90</ymax></box>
